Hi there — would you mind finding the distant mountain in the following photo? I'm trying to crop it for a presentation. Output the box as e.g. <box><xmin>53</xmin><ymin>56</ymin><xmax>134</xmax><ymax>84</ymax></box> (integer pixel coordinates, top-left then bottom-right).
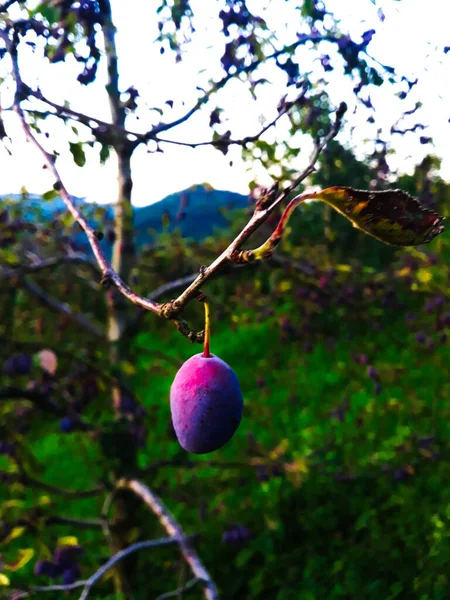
<box><xmin>0</xmin><ymin>184</ymin><xmax>250</xmax><ymax>251</ymax></box>
<box><xmin>133</xmin><ymin>183</ymin><xmax>250</xmax><ymax>246</ymax></box>
<box><xmin>0</xmin><ymin>192</ymin><xmax>92</xmax><ymax>217</ymax></box>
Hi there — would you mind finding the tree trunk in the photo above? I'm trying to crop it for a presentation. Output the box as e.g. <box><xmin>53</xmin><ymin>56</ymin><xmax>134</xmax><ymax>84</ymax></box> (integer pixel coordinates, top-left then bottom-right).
<box><xmin>99</xmin><ymin>2</ymin><xmax>140</xmax><ymax>597</ymax></box>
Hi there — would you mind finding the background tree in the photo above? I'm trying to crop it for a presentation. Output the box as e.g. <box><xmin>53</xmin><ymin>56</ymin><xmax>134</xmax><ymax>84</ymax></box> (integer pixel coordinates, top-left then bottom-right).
<box><xmin>0</xmin><ymin>1</ymin><xmax>447</xmax><ymax>599</ymax></box>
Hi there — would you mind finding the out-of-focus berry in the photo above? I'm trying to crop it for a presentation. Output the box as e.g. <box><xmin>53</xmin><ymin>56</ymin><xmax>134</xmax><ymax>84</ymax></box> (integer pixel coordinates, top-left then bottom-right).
<box><xmin>34</xmin><ymin>559</ymin><xmax>58</xmax><ymax>578</ymax></box>
<box><xmin>415</xmin><ymin>332</ymin><xmax>426</xmax><ymax>344</ymax></box>
<box><xmin>60</xmin><ymin>417</ymin><xmax>74</xmax><ymax>433</ymax></box>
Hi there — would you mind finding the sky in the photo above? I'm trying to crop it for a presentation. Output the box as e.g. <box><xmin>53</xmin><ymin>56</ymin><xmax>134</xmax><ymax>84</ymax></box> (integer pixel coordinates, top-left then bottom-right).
<box><xmin>0</xmin><ymin>0</ymin><xmax>449</xmax><ymax>207</ymax></box>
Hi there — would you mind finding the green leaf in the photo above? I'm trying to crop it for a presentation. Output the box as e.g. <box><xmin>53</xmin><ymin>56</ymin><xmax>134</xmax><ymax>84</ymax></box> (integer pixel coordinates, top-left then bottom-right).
<box><xmin>15</xmin><ymin>438</ymin><xmax>44</xmax><ymax>476</ymax></box>
<box><xmin>69</xmin><ymin>142</ymin><xmax>86</xmax><ymax>167</ymax></box>
<box><xmin>236</xmin><ymin>548</ymin><xmax>254</xmax><ymax>568</ymax></box>
<box><xmin>320</xmin><ymin>187</ymin><xmax>445</xmax><ymax>246</ymax></box>
<box><xmin>99</xmin><ymin>143</ymin><xmax>110</xmax><ymax>165</ymax></box>
<box><xmin>42</xmin><ymin>189</ymin><xmax>59</xmax><ymax>201</ymax></box>
<box><xmin>32</xmin><ymin>3</ymin><xmax>59</xmax><ymax>23</ymax></box>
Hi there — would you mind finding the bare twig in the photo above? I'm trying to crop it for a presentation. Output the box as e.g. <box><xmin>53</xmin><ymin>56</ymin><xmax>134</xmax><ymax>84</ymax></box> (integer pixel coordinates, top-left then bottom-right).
<box><xmin>117</xmin><ymin>479</ymin><xmax>219</xmax><ymax>600</ymax></box>
<box><xmin>149</xmin><ymin>35</ymin><xmax>338</xmax><ymax>139</ymax></box>
<box><xmin>1</xmin><ymin>28</ymin><xmax>345</xmax><ymax>342</ymax></box>
<box><xmin>149</xmin><ymin>273</ymin><xmax>200</xmax><ymax>301</ymax></box>
<box><xmin>20</xmin><ymin>537</ymin><xmax>186</xmax><ymax>599</ymax></box>
<box><xmin>20</xmin><ymin>276</ymin><xmax>105</xmax><ymax>338</ymax></box>
<box><xmin>164</xmin><ymin>103</ymin><xmax>347</xmax><ymax>315</ymax></box>
<box><xmin>0</xmin><ymin>470</ymin><xmax>104</xmax><ymax>498</ymax></box>
<box><xmin>45</xmin><ymin>515</ymin><xmax>105</xmax><ymax>529</ymax></box>
<box><xmin>0</xmin><ymin>0</ymin><xmax>18</xmax><ymax>12</ymax></box>
<box><xmin>154</xmin><ymin>86</ymin><xmax>307</xmax><ymax>150</ymax></box>
<box><xmin>269</xmin><ymin>253</ymin><xmax>317</xmax><ymax>277</ymax></box>
<box><xmin>0</xmin><ymin>254</ymin><xmax>100</xmax><ymax>281</ymax></box>
<box><xmin>0</xmin><ymin>28</ymin><xmax>161</xmax><ymax>314</ymax></box>
<box><xmin>28</xmin><ymin>88</ymin><xmax>130</xmax><ymax>142</ymax></box>
<box><xmin>19</xmin><ymin>35</ymin><xmax>341</xmax><ymax>149</ymax></box>
<box><xmin>77</xmin><ymin>537</ymin><xmax>188</xmax><ymax>600</ymax></box>
<box><xmin>154</xmin><ymin>577</ymin><xmax>203</xmax><ymax>600</ymax></box>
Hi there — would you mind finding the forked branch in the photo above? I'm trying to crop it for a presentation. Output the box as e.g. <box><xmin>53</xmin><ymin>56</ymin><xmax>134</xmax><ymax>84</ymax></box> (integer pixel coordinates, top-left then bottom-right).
<box><xmin>117</xmin><ymin>478</ymin><xmax>219</xmax><ymax>600</ymax></box>
<box><xmin>2</xmin><ymin>25</ymin><xmax>347</xmax><ymax>342</ymax></box>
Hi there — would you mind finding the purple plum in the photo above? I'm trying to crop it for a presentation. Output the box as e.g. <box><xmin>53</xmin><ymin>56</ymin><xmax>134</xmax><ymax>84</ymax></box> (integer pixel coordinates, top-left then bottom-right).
<box><xmin>170</xmin><ymin>353</ymin><xmax>243</xmax><ymax>454</ymax></box>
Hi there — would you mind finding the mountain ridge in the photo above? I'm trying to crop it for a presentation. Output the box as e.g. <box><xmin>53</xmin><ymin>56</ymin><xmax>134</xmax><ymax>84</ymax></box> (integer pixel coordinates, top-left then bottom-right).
<box><xmin>0</xmin><ymin>183</ymin><xmax>251</xmax><ymax>248</ymax></box>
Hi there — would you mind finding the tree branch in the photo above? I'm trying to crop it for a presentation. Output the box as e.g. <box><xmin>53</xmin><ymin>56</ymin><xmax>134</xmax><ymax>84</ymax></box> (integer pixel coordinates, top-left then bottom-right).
<box><xmin>26</xmin><ymin>88</ymin><xmax>129</xmax><ymax>144</ymax></box>
<box><xmin>45</xmin><ymin>515</ymin><xmax>105</xmax><ymax>529</ymax></box>
<box><xmin>0</xmin><ymin>470</ymin><xmax>104</xmax><ymax>498</ymax></box>
<box><xmin>155</xmin><ymin>577</ymin><xmax>203</xmax><ymax>600</ymax></box>
<box><xmin>0</xmin><ymin>254</ymin><xmax>100</xmax><ymax>281</ymax></box>
<box><xmin>162</xmin><ymin>103</ymin><xmax>347</xmax><ymax>316</ymax></box>
<box><xmin>20</xmin><ymin>276</ymin><xmax>105</xmax><ymax>338</ymax></box>
<box><xmin>16</xmin><ymin>35</ymin><xmax>334</xmax><ymax>148</ymax></box>
<box><xmin>20</xmin><ymin>537</ymin><xmax>187</xmax><ymax>599</ymax></box>
<box><xmin>155</xmin><ymin>85</ymin><xmax>307</xmax><ymax>150</ymax></box>
<box><xmin>148</xmin><ymin>34</ymin><xmax>338</xmax><ymax>139</ymax></box>
<box><xmin>1</xmin><ymin>28</ymin><xmax>345</xmax><ymax>342</ymax></box>
<box><xmin>117</xmin><ymin>479</ymin><xmax>219</xmax><ymax>600</ymax></box>
<box><xmin>0</xmin><ymin>0</ymin><xmax>18</xmax><ymax>12</ymax></box>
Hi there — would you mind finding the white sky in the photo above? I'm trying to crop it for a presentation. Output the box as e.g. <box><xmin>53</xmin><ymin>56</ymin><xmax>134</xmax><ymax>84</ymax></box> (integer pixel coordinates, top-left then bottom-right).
<box><xmin>0</xmin><ymin>0</ymin><xmax>449</xmax><ymax>207</ymax></box>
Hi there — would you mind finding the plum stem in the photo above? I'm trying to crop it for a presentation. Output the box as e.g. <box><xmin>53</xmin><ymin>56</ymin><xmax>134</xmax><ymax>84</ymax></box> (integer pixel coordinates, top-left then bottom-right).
<box><xmin>203</xmin><ymin>300</ymin><xmax>211</xmax><ymax>357</ymax></box>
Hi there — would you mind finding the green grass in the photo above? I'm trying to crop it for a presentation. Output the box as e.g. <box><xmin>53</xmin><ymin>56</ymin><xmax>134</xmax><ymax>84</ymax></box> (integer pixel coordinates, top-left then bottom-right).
<box><xmin>2</xmin><ymin>285</ymin><xmax>449</xmax><ymax>599</ymax></box>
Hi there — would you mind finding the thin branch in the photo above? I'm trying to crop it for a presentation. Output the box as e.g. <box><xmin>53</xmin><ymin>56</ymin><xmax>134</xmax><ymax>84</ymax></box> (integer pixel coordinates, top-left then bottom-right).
<box><xmin>149</xmin><ymin>273</ymin><xmax>199</xmax><ymax>301</ymax></box>
<box><xmin>17</xmin><ymin>35</ymin><xmax>334</xmax><ymax>147</ymax></box>
<box><xmin>27</xmin><ymin>88</ymin><xmax>129</xmax><ymax>142</ymax></box>
<box><xmin>0</xmin><ymin>254</ymin><xmax>100</xmax><ymax>281</ymax></box>
<box><xmin>20</xmin><ymin>276</ymin><xmax>105</xmax><ymax>338</ymax></box>
<box><xmin>22</xmin><ymin>537</ymin><xmax>186</xmax><ymax>599</ymax></box>
<box><xmin>0</xmin><ymin>470</ymin><xmax>104</xmax><ymax>498</ymax></box>
<box><xmin>1</xmin><ymin>28</ymin><xmax>345</xmax><ymax>342</ymax></box>
<box><xmin>132</xmin><ymin>345</ymin><xmax>183</xmax><ymax>368</ymax></box>
<box><xmin>0</xmin><ymin>0</ymin><xmax>18</xmax><ymax>12</ymax></box>
<box><xmin>155</xmin><ymin>86</ymin><xmax>307</xmax><ymax>150</ymax></box>
<box><xmin>154</xmin><ymin>577</ymin><xmax>203</xmax><ymax>600</ymax></box>
<box><xmin>0</xmin><ymin>28</ymin><xmax>161</xmax><ymax>313</ymax></box>
<box><xmin>269</xmin><ymin>253</ymin><xmax>317</xmax><ymax>277</ymax></box>
<box><xmin>232</xmin><ymin>192</ymin><xmax>319</xmax><ymax>262</ymax></box>
<box><xmin>45</xmin><ymin>515</ymin><xmax>105</xmax><ymax>529</ymax></box>
<box><xmin>163</xmin><ymin>103</ymin><xmax>347</xmax><ymax>316</ymax></box>
<box><xmin>77</xmin><ymin>537</ymin><xmax>188</xmax><ymax>600</ymax></box>
<box><xmin>123</xmin><ymin>272</ymin><xmax>199</xmax><ymax>339</ymax></box>
<box><xmin>149</xmin><ymin>35</ymin><xmax>338</xmax><ymax>139</ymax></box>
<box><xmin>117</xmin><ymin>479</ymin><xmax>219</xmax><ymax>600</ymax></box>
<box><xmin>24</xmin><ymin>478</ymin><xmax>104</xmax><ymax>500</ymax></box>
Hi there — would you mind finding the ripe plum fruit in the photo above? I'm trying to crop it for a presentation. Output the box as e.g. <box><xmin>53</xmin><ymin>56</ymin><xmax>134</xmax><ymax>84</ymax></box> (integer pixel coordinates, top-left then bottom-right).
<box><xmin>170</xmin><ymin>353</ymin><xmax>243</xmax><ymax>454</ymax></box>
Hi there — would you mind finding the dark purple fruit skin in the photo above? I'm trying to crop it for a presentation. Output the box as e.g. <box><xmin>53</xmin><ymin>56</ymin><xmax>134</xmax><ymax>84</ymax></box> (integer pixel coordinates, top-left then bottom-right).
<box><xmin>3</xmin><ymin>353</ymin><xmax>32</xmax><ymax>376</ymax></box>
<box><xmin>60</xmin><ymin>417</ymin><xmax>74</xmax><ymax>433</ymax></box>
<box><xmin>170</xmin><ymin>353</ymin><xmax>243</xmax><ymax>454</ymax></box>
<box><xmin>34</xmin><ymin>559</ymin><xmax>58</xmax><ymax>578</ymax></box>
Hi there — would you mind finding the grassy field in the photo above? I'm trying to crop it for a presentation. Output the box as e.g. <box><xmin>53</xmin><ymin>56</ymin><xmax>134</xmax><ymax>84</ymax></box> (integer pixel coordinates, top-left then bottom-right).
<box><xmin>1</xmin><ymin>227</ymin><xmax>449</xmax><ymax>598</ymax></box>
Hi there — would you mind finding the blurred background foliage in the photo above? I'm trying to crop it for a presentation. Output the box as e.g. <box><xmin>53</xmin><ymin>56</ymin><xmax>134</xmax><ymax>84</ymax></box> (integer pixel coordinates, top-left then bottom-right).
<box><xmin>0</xmin><ymin>144</ymin><xmax>449</xmax><ymax>598</ymax></box>
<box><xmin>0</xmin><ymin>0</ymin><xmax>449</xmax><ymax>597</ymax></box>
